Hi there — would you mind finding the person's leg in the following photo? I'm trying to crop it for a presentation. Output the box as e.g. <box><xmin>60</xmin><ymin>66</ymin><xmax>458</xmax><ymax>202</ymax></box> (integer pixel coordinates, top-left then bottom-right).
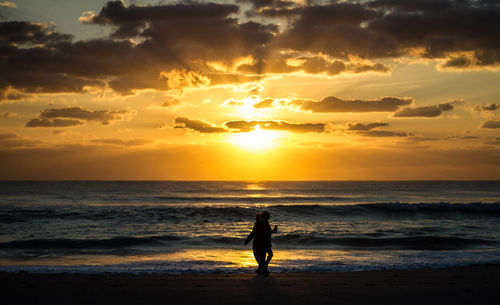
<box><xmin>264</xmin><ymin>248</ymin><xmax>273</xmax><ymax>270</ymax></box>
<box><xmin>253</xmin><ymin>247</ymin><xmax>265</xmax><ymax>272</ymax></box>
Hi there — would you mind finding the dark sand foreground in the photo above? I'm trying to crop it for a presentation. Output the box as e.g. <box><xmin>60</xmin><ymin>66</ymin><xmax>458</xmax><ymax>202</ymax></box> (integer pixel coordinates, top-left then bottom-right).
<box><xmin>1</xmin><ymin>265</ymin><xmax>499</xmax><ymax>305</ymax></box>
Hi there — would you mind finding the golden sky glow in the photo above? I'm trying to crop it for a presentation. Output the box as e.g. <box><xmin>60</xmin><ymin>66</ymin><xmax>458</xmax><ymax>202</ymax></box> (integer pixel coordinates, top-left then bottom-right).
<box><xmin>0</xmin><ymin>0</ymin><xmax>499</xmax><ymax>180</ymax></box>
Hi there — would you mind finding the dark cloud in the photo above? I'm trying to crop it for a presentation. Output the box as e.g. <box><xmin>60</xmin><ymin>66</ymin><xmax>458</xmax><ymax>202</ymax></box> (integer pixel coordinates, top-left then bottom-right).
<box><xmin>174</xmin><ymin>117</ymin><xmax>227</xmax><ymax>133</ymax></box>
<box><xmin>25</xmin><ymin>118</ymin><xmax>83</xmax><ymax>128</ymax></box>
<box><xmin>90</xmin><ymin>138</ymin><xmax>152</xmax><ymax>146</ymax></box>
<box><xmin>39</xmin><ymin>107</ymin><xmax>134</xmax><ymax>125</ymax></box>
<box><xmin>84</xmin><ymin>1</ymin><xmax>276</xmax><ymax>60</ymax></box>
<box><xmin>1</xmin><ymin>1</ymin><xmax>278</xmax><ymax>97</ymax></box>
<box><xmin>0</xmin><ymin>21</ymin><xmax>72</xmax><ymax>44</ymax></box>
<box><xmin>25</xmin><ymin>107</ymin><xmax>134</xmax><ymax>128</ymax></box>
<box><xmin>174</xmin><ymin>117</ymin><xmax>327</xmax><ymax>133</ymax></box>
<box><xmin>393</xmin><ymin>102</ymin><xmax>454</xmax><ymax>117</ymax></box>
<box><xmin>278</xmin><ymin>1</ymin><xmax>500</xmax><ymax>67</ymax></box>
<box><xmin>0</xmin><ymin>39</ymin><xmax>107</xmax><ymax>97</ymax></box>
<box><xmin>0</xmin><ymin>86</ymin><xmax>30</xmax><ymax>102</ymax></box>
<box><xmin>253</xmin><ymin>98</ymin><xmax>276</xmax><ymax>108</ymax></box>
<box><xmin>481</xmin><ymin>120</ymin><xmax>500</xmax><ymax>129</ymax></box>
<box><xmin>225</xmin><ymin>120</ymin><xmax>327</xmax><ymax>133</ymax></box>
<box><xmin>347</xmin><ymin>122</ymin><xmax>388</xmax><ymax>131</ymax></box>
<box><xmin>290</xmin><ymin>96</ymin><xmax>412</xmax><ymax>113</ymax></box>
<box><xmin>162</xmin><ymin>98</ymin><xmax>182</xmax><ymax>107</ymax></box>
<box><xmin>205</xmin><ymin>73</ymin><xmax>262</xmax><ymax>86</ymax></box>
<box><xmin>438</xmin><ymin>103</ymin><xmax>454</xmax><ymax>111</ymax></box>
<box><xmin>241</xmin><ymin>0</ymin><xmax>294</xmax><ymax>9</ymax></box>
<box><xmin>359</xmin><ymin>130</ymin><xmax>410</xmax><ymax>137</ymax></box>
<box><xmin>3</xmin><ymin>0</ymin><xmax>500</xmax><ymax>98</ymax></box>
<box><xmin>241</xmin><ymin>0</ymin><xmax>298</xmax><ymax>17</ymax></box>
<box><xmin>405</xmin><ymin>136</ymin><xmax>441</xmax><ymax>142</ymax></box>
<box><xmin>476</xmin><ymin>103</ymin><xmax>499</xmax><ymax>111</ymax></box>
<box><xmin>238</xmin><ymin>54</ymin><xmax>390</xmax><ymax>76</ymax></box>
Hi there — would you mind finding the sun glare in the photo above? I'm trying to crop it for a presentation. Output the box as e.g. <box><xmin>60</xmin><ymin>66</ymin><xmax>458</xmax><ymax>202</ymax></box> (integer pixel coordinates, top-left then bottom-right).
<box><xmin>231</xmin><ymin>125</ymin><xmax>281</xmax><ymax>150</ymax></box>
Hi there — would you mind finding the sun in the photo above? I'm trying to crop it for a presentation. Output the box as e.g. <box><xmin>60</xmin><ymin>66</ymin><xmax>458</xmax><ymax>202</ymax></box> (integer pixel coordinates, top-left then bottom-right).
<box><xmin>231</xmin><ymin>125</ymin><xmax>281</xmax><ymax>150</ymax></box>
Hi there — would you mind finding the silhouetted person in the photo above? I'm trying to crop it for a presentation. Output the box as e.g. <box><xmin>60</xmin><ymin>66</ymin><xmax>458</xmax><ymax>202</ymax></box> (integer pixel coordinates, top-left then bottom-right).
<box><xmin>244</xmin><ymin>211</ymin><xmax>278</xmax><ymax>274</ymax></box>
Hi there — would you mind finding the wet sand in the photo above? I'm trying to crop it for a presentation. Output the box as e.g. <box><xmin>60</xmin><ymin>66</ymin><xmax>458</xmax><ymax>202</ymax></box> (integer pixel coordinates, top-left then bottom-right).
<box><xmin>1</xmin><ymin>265</ymin><xmax>499</xmax><ymax>305</ymax></box>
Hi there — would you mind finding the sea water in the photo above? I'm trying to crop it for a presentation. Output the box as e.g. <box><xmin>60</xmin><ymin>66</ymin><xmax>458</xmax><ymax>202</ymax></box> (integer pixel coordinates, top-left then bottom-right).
<box><xmin>0</xmin><ymin>181</ymin><xmax>499</xmax><ymax>273</ymax></box>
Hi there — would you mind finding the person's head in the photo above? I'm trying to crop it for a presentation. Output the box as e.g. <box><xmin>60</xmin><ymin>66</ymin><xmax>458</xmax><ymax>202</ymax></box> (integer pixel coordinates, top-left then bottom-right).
<box><xmin>255</xmin><ymin>212</ymin><xmax>261</xmax><ymax>222</ymax></box>
<box><xmin>261</xmin><ymin>211</ymin><xmax>270</xmax><ymax>220</ymax></box>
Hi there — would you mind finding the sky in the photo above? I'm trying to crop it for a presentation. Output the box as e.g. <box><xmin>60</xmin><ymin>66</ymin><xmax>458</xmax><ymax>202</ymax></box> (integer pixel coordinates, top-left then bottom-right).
<box><xmin>0</xmin><ymin>0</ymin><xmax>499</xmax><ymax>180</ymax></box>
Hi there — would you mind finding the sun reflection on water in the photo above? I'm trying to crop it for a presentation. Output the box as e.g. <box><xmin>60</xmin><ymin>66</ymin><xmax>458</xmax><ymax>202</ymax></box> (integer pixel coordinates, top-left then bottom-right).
<box><xmin>245</xmin><ymin>183</ymin><xmax>265</xmax><ymax>191</ymax></box>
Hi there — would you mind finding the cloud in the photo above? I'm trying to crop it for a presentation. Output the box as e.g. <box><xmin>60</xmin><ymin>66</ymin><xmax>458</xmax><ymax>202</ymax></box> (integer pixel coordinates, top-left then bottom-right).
<box><xmin>481</xmin><ymin>120</ymin><xmax>500</xmax><ymax>129</ymax></box>
<box><xmin>237</xmin><ymin>53</ymin><xmax>391</xmax><ymax>76</ymax></box>
<box><xmin>0</xmin><ymin>133</ymin><xmax>17</xmax><ymax>140</ymax></box>
<box><xmin>161</xmin><ymin>69</ymin><xmax>210</xmax><ymax>92</ymax></box>
<box><xmin>174</xmin><ymin>117</ymin><xmax>227</xmax><ymax>133</ymax></box>
<box><xmin>40</xmin><ymin>107</ymin><xmax>134</xmax><ymax>125</ymax></box>
<box><xmin>1</xmin><ymin>33</ymin><xmax>107</xmax><ymax>96</ymax></box>
<box><xmin>242</xmin><ymin>0</ymin><xmax>294</xmax><ymax>9</ymax></box>
<box><xmin>405</xmin><ymin>136</ymin><xmax>441</xmax><ymax>142</ymax></box>
<box><xmin>359</xmin><ymin>130</ymin><xmax>410</xmax><ymax>137</ymax></box>
<box><xmin>277</xmin><ymin>1</ymin><xmax>500</xmax><ymax>68</ymax></box>
<box><xmin>393</xmin><ymin>102</ymin><xmax>454</xmax><ymax>117</ymax></box>
<box><xmin>3</xmin><ymin>0</ymin><xmax>500</xmax><ymax>99</ymax></box>
<box><xmin>476</xmin><ymin>103</ymin><xmax>499</xmax><ymax>111</ymax></box>
<box><xmin>290</xmin><ymin>96</ymin><xmax>412</xmax><ymax>113</ymax></box>
<box><xmin>90</xmin><ymin>138</ymin><xmax>152</xmax><ymax>146</ymax></box>
<box><xmin>253</xmin><ymin>98</ymin><xmax>276</xmax><ymax>108</ymax></box>
<box><xmin>223</xmin><ymin>98</ymin><xmax>245</xmax><ymax>107</ymax></box>
<box><xmin>0</xmin><ymin>133</ymin><xmax>40</xmax><ymax>147</ymax></box>
<box><xmin>83</xmin><ymin>1</ymin><xmax>277</xmax><ymax>58</ymax></box>
<box><xmin>0</xmin><ymin>21</ymin><xmax>72</xmax><ymax>44</ymax></box>
<box><xmin>25</xmin><ymin>107</ymin><xmax>135</xmax><ymax>127</ymax></box>
<box><xmin>174</xmin><ymin>117</ymin><xmax>327</xmax><ymax>134</ymax></box>
<box><xmin>162</xmin><ymin>97</ymin><xmax>182</xmax><ymax>107</ymax></box>
<box><xmin>237</xmin><ymin>52</ymin><xmax>391</xmax><ymax>76</ymax></box>
<box><xmin>0</xmin><ymin>2</ymin><xmax>16</xmax><ymax>8</ymax></box>
<box><xmin>485</xmin><ymin>138</ymin><xmax>500</xmax><ymax>145</ymax></box>
<box><xmin>222</xmin><ymin>96</ymin><xmax>287</xmax><ymax>109</ymax></box>
<box><xmin>0</xmin><ymin>86</ymin><xmax>29</xmax><ymax>102</ymax></box>
<box><xmin>347</xmin><ymin>122</ymin><xmax>388</xmax><ymax>131</ymax></box>
<box><xmin>25</xmin><ymin>118</ymin><xmax>83</xmax><ymax>128</ymax></box>
<box><xmin>225</xmin><ymin>120</ymin><xmax>327</xmax><ymax>133</ymax></box>
<box><xmin>0</xmin><ymin>111</ymin><xmax>16</xmax><ymax>118</ymax></box>
<box><xmin>1</xmin><ymin>1</ymin><xmax>277</xmax><ymax>96</ymax></box>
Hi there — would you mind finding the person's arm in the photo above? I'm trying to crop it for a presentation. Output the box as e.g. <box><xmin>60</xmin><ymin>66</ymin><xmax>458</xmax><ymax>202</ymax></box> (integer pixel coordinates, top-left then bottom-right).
<box><xmin>244</xmin><ymin>224</ymin><xmax>256</xmax><ymax>245</ymax></box>
<box><xmin>271</xmin><ymin>225</ymin><xmax>278</xmax><ymax>234</ymax></box>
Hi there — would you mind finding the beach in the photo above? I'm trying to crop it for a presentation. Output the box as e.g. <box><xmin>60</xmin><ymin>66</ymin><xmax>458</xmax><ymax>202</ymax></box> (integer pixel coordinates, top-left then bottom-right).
<box><xmin>1</xmin><ymin>265</ymin><xmax>499</xmax><ymax>305</ymax></box>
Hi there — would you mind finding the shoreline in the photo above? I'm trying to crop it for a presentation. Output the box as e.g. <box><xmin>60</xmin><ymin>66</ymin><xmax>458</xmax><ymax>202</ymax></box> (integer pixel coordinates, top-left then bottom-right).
<box><xmin>1</xmin><ymin>265</ymin><xmax>499</xmax><ymax>305</ymax></box>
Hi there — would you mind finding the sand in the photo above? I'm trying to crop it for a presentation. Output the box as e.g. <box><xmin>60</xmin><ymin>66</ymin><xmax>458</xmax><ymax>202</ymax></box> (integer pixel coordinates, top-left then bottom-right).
<box><xmin>1</xmin><ymin>265</ymin><xmax>499</xmax><ymax>305</ymax></box>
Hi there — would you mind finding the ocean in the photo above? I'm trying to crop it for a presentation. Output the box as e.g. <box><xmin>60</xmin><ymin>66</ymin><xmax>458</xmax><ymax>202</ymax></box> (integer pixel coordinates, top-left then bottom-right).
<box><xmin>0</xmin><ymin>181</ymin><xmax>499</xmax><ymax>274</ymax></box>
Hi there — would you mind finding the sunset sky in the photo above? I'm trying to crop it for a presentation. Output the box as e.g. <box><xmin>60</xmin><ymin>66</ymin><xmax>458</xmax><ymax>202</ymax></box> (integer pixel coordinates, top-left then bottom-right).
<box><xmin>1</xmin><ymin>0</ymin><xmax>499</xmax><ymax>180</ymax></box>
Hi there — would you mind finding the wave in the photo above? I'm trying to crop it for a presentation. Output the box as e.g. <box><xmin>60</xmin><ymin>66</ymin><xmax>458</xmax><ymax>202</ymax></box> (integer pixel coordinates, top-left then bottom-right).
<box><xmin>272</xmin><ymin>202</ymin><xmax>500</xmax><ymax>215</ymax></box>
<box><xmin>0</xmin><ymin>235</ymin><xmax>183</xmax><ymax>250</ymax></box>
<box><xmin>150</xmin><ymin>195</ymin><xmax>351</xmax><ymax>203</ymax></box>
<box><xmin>273</xmin><ymin>234</ymin><xmax>498</xmax><ymax>250</ymax></box>
<box><xmin>2</xmin><ymin>202</ymin><xmax>500</xmax><ymax>224</ymax></box>
<box><xmin>2</xmin><ymin>233</ymin><xmax>496</xmax><ymax>253</ymax></box>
